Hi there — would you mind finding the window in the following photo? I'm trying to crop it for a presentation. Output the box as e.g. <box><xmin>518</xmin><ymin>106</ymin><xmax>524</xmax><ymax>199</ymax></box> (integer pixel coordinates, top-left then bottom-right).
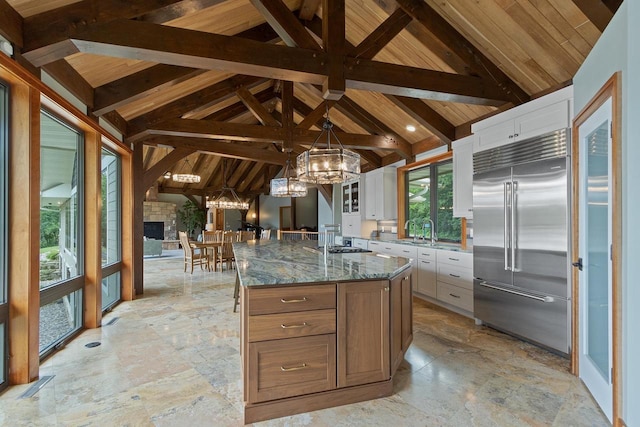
<box><xmin>101</xmin><ymin>147</ymin><xmax>121</xmax><ymax>310</ymax></box>
<box><xmin>406</xmin><ymin>159</ymin><xmax>461</xmax><ymax>242</ymax></box>
<box><xmin>0</xmin><ymin>80</ymin><xmax>8</xmax><ymax>392</ymax></box>
<box><xmin>39</xmin><ymin>109</ymin><xmax>84</xmax><ymax>356</ymax></box>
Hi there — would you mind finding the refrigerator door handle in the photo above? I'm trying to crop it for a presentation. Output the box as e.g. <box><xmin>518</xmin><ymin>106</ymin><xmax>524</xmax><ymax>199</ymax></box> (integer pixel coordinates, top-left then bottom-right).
<box><xmin>479</xmin><ymin>281</ymin><xmax>555</xmax><ymax>303</ymax></box>
<box><xmin>511</xmin><ymin>180</ymin><xmax>518</xmax><ymax>272</ymax></box>
<box><xmin>504</xmin><ymin>182</ymin><xmax>510</xmax><ymax>271</ymax></box>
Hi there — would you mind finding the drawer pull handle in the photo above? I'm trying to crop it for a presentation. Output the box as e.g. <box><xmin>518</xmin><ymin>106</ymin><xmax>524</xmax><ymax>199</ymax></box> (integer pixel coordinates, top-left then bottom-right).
<box><xmin>449</xmin><ymin>274</ymin><xmax>461</xmax><ymax>278</ymax></box>
<box><xmin>280</xmin><ymin>297</ymin><xmax>307</xmax><ymax>303</ymax></box>
<box><xmin>281</xmin><ymin>363</ymin><xmax>308</xmax><ymax>372</ymax></box>
<box><xmin>449</xmin><ymin>293</ymin><xmax>461</xmax><ymax>299</ymax></box>
<box><xmin>448</xmin><ymin>257</ymin><xmax>460</xmax><ymax>261</ymax></box>
<box><xmin>404</xmin><ymin>276</ymin><xmax>409</xmax><ymax>281</ymax></box>
<box><xmin>281</xmin><ymin>322</ymin><xmax>307</xmax><ymax>329</ymax></box>
<box><xmin>421</xmin><ymin>260</ymin><xmax>431</xmax><ymax>264</ymax></box>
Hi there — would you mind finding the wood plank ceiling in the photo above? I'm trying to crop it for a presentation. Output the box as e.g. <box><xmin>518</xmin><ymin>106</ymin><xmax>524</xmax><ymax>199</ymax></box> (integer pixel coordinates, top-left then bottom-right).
<box><xmin>1</xmin><ymin>0</ymin><xmax>621</xmax><ymax>204</ymax></box>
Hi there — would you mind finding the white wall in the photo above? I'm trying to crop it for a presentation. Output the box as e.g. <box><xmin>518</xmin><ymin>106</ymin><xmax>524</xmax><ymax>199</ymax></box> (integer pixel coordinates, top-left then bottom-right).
<box><xmin>318</xmin><ymin>188</ymin><xmax>333</xmax><ymax>229</ymax></box>
<box><xmin>573</xmin><ymin>2</ymin><xmax>638</xmax><ymax>424</ymax></box>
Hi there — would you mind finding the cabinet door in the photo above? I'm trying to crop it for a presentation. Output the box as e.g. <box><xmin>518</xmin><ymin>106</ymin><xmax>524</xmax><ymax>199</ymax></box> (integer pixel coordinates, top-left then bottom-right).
<box><xmin>515</xmin><ymin>100</ymin><xmax>569</xmax><ymax>142</ymax></box>
<box><xmin>342</xmin><ymin>214</ymin><xmax>360</xmax><ymax>237</ymax></box>
<box><xmin>390</xmin><ymin>271</ymin><xmax>413</xmax><ymax>375</ymax></box>
<box><xmin>473</xmin><ymin>120</ymin><xmax>514</xmax><ymax>153</ymax></box>
<box><xmin>342</xmin><ymin>184</ymin><xmax>350</xmax><ymax>213</ymax></box>
<box><xmin>350</xmin><ymin>181</ymin><xmax>360</xmax><ymax>213</ymax></box>
<box><xmin>365</xmin><ymin>170</ymin><xmax>380</xmax><ymax>219</ymax></box>
<box><xmin>417</xmin><ymin>258</ymin><xmax>436</xmax><ymax>298</ymax></box>
<box><xmin>337</xmin><ymin>280</ymin><xmax>390</xmax><ymax>387</ymax></box>
<box><xmin>453</xmin><ymin>136</ymin><xmax>474</xmax><ymax>218</ymax></box>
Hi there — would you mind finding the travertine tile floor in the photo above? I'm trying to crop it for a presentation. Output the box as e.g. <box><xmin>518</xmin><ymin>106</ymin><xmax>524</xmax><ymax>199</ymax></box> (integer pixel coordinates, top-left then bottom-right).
<box><xmin>0</xmin><ymin>253</ymin><xmax>609</xmax><ymax>426</ymax></box>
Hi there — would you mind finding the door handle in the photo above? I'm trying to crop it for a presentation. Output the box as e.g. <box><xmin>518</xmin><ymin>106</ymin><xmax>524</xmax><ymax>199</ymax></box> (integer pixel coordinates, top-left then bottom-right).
<box><xmin>479</xmin><ymin>281</ymin><xmax>555</xmax><ymax>303</ymax></box>
<box><xmin>572</xmin><ymin>258</ymin><xmax>583</xmax><ymax>271</ymax></box>
<box><xmin>504</xmin><ymin>182</ymin><xmax>510</xmax><ymax>271</ymax></box>
<box><xmin>511</xmin><ymin>180</ymin><xmax>518</xmax><ymax>272</ymax></box>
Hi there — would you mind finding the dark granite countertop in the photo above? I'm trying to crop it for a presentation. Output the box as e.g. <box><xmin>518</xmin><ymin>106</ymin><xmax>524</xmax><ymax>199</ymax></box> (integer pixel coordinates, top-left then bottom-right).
<box><xmin>234</xmin><ymin>240</ymin><xmax>412</xmax><ymax>287</ymax></box>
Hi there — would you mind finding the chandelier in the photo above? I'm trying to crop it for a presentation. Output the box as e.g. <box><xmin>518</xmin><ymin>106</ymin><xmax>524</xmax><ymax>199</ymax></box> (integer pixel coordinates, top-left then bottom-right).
<box><xmin>206</xmin><ymin>160</ymin><xmax>249</xmax><ymax>210</ymax></box>
<box><xmin>172</xmin><ymin>158</ymin><xmax>201</xmax><ymax>183</ymax></box>
<box><xmin>271</xmin><ymin>153</ymin><xmax>307</xmax><ymax>197</ymax></box>
<box><xmin>297</xmin><ymin>104</ymin><xmax>360</xmax><ymax>184</ymax></box>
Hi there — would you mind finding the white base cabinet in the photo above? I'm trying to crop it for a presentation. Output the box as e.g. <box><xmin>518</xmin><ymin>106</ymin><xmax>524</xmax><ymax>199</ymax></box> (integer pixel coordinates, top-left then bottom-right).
<box><xmin>416</xmin><ymin>247</ymin><xmax>436</xmax><ymax>298</ymax></box>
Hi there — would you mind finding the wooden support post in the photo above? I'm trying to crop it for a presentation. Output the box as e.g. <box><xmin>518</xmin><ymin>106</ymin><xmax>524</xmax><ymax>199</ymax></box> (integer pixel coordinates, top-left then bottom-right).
<box><xmin>132</xmin><ymin>143</ymin><xmax>145</xmax><ymax>296</ymax></box>
<box><xmin>84</xmin><ymin>132</ymin><xmax>102</xmax><ymax>328</ymax></box>
<box><xmin>121</xmin><ymin>143</ymin><xmax>135</xmax><ymax>301</ymax></box>
<box><xmin>8</xmin><ymin>82</ymin><xmax>40</xmax><ymax>384</ymax></box>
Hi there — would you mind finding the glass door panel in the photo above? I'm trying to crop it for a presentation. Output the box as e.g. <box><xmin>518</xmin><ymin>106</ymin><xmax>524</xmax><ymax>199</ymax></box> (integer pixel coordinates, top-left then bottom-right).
<box><xmin>578</xmin><ymin>97</ymin><xmax>612</xmax><ymax>421</ymax></box>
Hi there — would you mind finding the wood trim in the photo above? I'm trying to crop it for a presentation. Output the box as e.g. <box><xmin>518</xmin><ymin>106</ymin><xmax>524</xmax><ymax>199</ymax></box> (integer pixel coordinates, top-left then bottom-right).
<box><xmin>244</xmin><ymin>378</ymin><xmax>392</xmax><ymax>424</ymax></box>
<box><xmin>132</xmin><ymin>143</ymin><xmax>145</xmax><ymax>296</ymax></box>
<box><xmin>571</xmin><ymin>71</ymin><xmax>622</xmax><ymax>426</ymax></box>
<box><xmin>6</xmin><ymin>79</ymin><xmax>40</xmax><ymax>384</ymax></box>
<box><xmin>120</xmin><ymin>140</ymin><xmax>135</xmax><ymax>301</ymax></box>
<box><xmin>84</xmin><ymin>132</ymin><xmax>102</xmax><ymax>328</ymax></box>
<box><xmin>397</xmin><ymin>151</ymin><xmax>452</xmax><ymax>240</ymax></box>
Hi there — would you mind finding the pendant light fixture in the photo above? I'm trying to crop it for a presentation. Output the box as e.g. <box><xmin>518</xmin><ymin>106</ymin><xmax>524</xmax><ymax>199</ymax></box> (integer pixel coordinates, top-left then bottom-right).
<box><xmin>297</xmin><ymin>103</ymin><xmax>360</xmax><ymax>184</ymax></box>
<box><xmin>172</xmin><ymin>157</ymin><xmax>201</xmax><ymax>183</ymax></box>
<box><xmin>270</xmin><ymin>152</ymin><xmax>307</xmax><ymax>197</ymax></box>
<box><xmin>206</xmin><ymin>160</ymin><xmax>249</xmax><ymax>210</ymax></box>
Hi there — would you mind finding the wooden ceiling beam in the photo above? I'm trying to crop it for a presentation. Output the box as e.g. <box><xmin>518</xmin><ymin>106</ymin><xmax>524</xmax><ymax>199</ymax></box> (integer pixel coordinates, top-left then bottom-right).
<box><xmin>157</xmin><ymin>185</ymin><xmax>207</xmax><ymax>196</ymax></box>
<box><xmin>142</xmin><ymin>146</ymin><xmax>195</xmax><ymax>190</ymax></box>
<box><xmin>322</xmin><ymin>0</ymin><xmax>345</xmax><ymax>100</ymax></box>
<box><xmin>127</xmin><ymin>74</ymin><xmax>266</xmax><ymax>141</ymax></box>
<box><xmin>298</xmin><ymin>0</ymin><xmax>321</xmax><ymax>21</ymax></box>
<box><xmin>250</xmin><ymin>0</ymin><xmax>322</xmax><ymax>50</ymax></box>
<box><xmin>570</xmin><ymin>0</ymin><xmax>615</xmax><ymax>32</ymax></box>
<box><xmin>144</xmin><ymin>118</ymin><xmax>410</xmax><ymax>156</ymax></box>
<box><xmin>344</xmin><ymin>57</ymin><xmax>510</xmax><ymax>106</ymax></box>
<box><xmin>22</xmin><ymin>0</ymin><xmax>186</xmax><ymax>55</ymax></box>
<box><xmin>146</xmin><ymin>136</ymin><xmax>288</xmax><ymax>165</ymax></box>
<box><xmin>228</xmin><ymin>160</ymin><xmax>256</xmax><ymax>190</ymax></box>
<box><xmin>0</xmin><ymin>0</ymin><xmax>23</xmax><ymax>47</ymax></box>
<box><xmin>236</xmin><ymin>86</ymin><xmax>281</xmax><ymax>127</ymax></box>
<box><xmin>94</xmin><ymin>66</ymin><xmax>207</xmax><ymax>116</ymax></box>
<box><xmin>411</xmin><ymin>135</ymin><xmax>445</xmax><ymax>156</ymax></box>
<box><xmin>350</xmin><ymin>8</ymin><xmax>412</xmax><ymax>59</ymax></box>
<box><xmin>386</xmin><ymin>95</ymin><xmax>455</xmax><ymax>144</ymax></box>
<box><xmin>393</xmin><ymin>0</ymin><xmax>529</xmax><ymax>104</ymax></box>
<box><xmin>295</xmin><ymin>99</ymin><xmax>336</xmax><ymax>130</ymax></box>
<box><xmin>239</xmin><ymin>163</ymin><xmax>270</xmax><ymax>193</ymax></box>
<box><xmin>203</xmin><ymin>88</ymin><xmax>276</xmax><ymax>121</ymax></box>
<box><xmin>281</xmin><ymin>81</ymin><xmax>294</xmax><ymax>151</ymax></box>
<box><xmin>42</xmin><ymin>59</ymin><xmax>94</xmax><ymax>107</ymax></box>
<box><xmin>24</xmin><ymin>18</ymin><xmax>511</xmax><ymax>106</ymax></box>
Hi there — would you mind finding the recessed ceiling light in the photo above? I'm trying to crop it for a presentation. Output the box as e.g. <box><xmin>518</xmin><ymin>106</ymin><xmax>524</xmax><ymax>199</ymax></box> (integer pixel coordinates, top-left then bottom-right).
<box><xmin>406</xmin><ymin>125</ymin><xmax>416</xmax><ymax>132</ymax></box>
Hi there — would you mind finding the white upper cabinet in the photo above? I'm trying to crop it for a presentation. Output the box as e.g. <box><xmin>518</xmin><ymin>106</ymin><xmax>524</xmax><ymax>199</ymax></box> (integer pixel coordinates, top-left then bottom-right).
<box><xmin>452</xmin><ymin>135</ymin><xmax>474</xmax><ymax>219</ymax></box>
<box><xmin>364</xmin><ymin>167</ymin><xmax>397</xmax><ymax>220</ymax></box>
<box><xmin>472</xmin><ymin>86</ymin><xmax>573</xmax><ymax>153</ymax></box>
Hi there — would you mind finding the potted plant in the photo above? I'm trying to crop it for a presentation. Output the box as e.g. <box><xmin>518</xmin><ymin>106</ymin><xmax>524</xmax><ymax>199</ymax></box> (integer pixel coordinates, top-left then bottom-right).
<box><xmin>177</xmin><ymin>200</ymin><xmax>206</xmax><ymax>238</ymax></box>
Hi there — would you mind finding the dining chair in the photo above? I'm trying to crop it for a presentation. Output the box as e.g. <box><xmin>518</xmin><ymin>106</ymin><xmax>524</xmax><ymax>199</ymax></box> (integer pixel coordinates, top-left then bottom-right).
<box><xmin>260</xmin><ymin>229</ymin><xmax>271</xmax><ymax>240</ymax></box>
<box><xmin>217</xmin><ymin>232</ymin><xmax>236</xmax><ymax>271</ymax></box>
<box><xmin>179</xmin><ymin>231</ymin><xmax>210</xmax><ymax>273</ymax></box>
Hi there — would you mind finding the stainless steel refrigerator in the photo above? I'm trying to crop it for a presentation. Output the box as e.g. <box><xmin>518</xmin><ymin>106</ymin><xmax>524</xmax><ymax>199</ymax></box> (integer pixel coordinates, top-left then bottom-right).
<box><xmin>473</xmin><ymin>129</ymin><xmax>571</xmax><ymax>355</ymax></box>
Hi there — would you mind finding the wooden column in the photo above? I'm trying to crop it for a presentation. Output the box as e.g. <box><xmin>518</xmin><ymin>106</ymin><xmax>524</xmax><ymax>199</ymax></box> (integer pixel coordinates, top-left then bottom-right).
<box><xmin>132</xmin><ymin>143</ymin><xmax>145</xmax><ymax>296</ymax></box>
<box><xmin>120</xmin><ymin>143</ymin><xmax>135</xmax><ymax>301</ymax></box>
<box><xmin>8</xmin><ymin>82</ymin><xmax>40</xmax><ymax>384</ymax></box>
<box><xmin>84</xmin><ymin>132</ymin><xmax>102</xmax><ymax>327</ymax></box>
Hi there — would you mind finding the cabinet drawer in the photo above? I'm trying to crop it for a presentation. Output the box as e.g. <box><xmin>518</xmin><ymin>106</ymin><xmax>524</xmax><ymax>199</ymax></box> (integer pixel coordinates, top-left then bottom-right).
<box><xmin>437</xmin><ymin>250</ymin><xmax>472</xmax><ymax>268</ymax></box>
<box><xmin>248</xmin><ymin>335</ymin><xmax>336</xmax><ymax>403</ymax></box>
<box><xmin>417</xmin><ymin>247</ymin><xmax>436</xmax><ymax>259</ymax></box>
<box><xmin>248</xmin><ymin>284</ymin><xmax>336</xmax><ymax>315</ymax></box>
<box><xmin>437</xmin><ymin>282</ymin><xmax>473</xmax><ymax>312</ymax></box>
<box><xmin>352</xmin><ymin>238</ymin><xmax>368</xmax><ymax>249</ymax></box>
<box><xmin>437</xmin><ymin>263</ymin><xmax>473</xmax><ymax>290</ymax></box>
<box><xmin>248</xmin><ymin>309</ymin><xmax>336</xmax><ymax>342</ymax></box>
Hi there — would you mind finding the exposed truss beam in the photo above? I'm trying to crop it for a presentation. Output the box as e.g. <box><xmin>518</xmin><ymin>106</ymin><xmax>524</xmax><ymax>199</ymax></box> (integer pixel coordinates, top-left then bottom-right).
<box><xmin>392</xmin><ymin>0</ymin><xmax>529</xmax><ymax>104</ymax></box>
<box><xmin>250</xmin><ymin>0</ymin><xmax>322</xmax><ymax>50</ymax></box>
<box><xmin>203</xmin><ymin>88</ymin><xmax>276</xmax><ymax>121</ymax></box>
<box><xmin>136</xmin><ymin>0</ymin><xmax>227</xmax><ymax>23</ymax></box>
<box><xmin>236</xmin><ymin>86</ymin><xmax>281</xmax><ymax>127</ymax></box>
<box><xmin>142</xmin><ymin>118</ymin><xmax>411</xmax><ymax>156</ymax></box>
<box><xmin>350</xmin><ymin>8</ymin><xmax>412</xmax><ymax>59</ymax></box>
<box><xmin>386</xmin><ymin>95</ymin><xmax>454</xmax><ymax>144</ymax></box>
<box><xmin>298</xmin><ymin>0</ymin><xmax>321</xmax><ymax>20</ymax></box>
<box><xmin>22</xmin><ymin>19</ymin><xmax>511</xmax><ymax>107</ymax></box>
<box><xmin>322</xmin><ymin>0</ymin><xmax>345</xmax><ymax>100</ymax></box>
<box><xmin>142</xmin><ymin>146</ymin><xmax>194</xmax><ymax>190</ymax></box>
<box><xmin>146</xmin><ymin>136</ymin><xmax>288</xmax><ymax>165</ymax></box>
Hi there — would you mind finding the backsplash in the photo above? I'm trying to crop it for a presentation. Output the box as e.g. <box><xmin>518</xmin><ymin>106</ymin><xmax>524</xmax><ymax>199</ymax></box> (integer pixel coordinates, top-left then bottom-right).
<box><xmin>373</xmin><ymin>218</ymin><xmax>473</xmax><ymax>248</ymax></box>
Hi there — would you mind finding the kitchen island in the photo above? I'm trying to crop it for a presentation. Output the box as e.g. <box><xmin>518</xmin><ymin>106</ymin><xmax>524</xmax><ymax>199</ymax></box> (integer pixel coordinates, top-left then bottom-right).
<box><xmin>235</xmin><ymin>240</ymin><xmax>413</xmax><ymax>424</ymax></box>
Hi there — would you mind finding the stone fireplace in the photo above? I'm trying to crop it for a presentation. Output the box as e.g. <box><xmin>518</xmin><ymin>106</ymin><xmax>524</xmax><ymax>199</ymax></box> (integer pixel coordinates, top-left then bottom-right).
<box><xmin>143</xmin><ymin>201</ymin><xmax>177</xmax><ymax>246</ymax></box>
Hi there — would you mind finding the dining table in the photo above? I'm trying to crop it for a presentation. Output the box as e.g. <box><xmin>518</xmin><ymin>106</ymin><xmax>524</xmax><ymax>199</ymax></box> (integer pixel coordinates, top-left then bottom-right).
<box><xmin>190</xmin><ymin>241</ymin><xmax>223</xmax><ymax>272</ymax></box>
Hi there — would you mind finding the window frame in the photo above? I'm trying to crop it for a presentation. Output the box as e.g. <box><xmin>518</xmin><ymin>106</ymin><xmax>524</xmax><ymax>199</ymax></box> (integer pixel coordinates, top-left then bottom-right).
<box><xmin>0</xmin><ymin>78</ymin><xmax>9</xmax><ymax>392</ymax></box>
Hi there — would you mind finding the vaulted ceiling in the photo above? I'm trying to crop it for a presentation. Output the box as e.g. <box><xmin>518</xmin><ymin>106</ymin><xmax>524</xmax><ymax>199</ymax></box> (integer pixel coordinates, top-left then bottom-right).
<box><xmin>0</xmin><ymin>0</ymin><xmax>621</xmax><ymax>204</ymax></box>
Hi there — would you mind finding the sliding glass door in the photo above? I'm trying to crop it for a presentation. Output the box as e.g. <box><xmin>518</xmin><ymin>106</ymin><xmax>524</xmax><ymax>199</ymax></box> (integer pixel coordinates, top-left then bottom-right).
<box><xmin>0</xmin><ymin>80</ymin><xmax>8</xmax><ymax>392</ymax></box>
<box><xmin>39</xmin><ymin>110</ymin><xmax>84</xmax><ymax>356</ymax></box>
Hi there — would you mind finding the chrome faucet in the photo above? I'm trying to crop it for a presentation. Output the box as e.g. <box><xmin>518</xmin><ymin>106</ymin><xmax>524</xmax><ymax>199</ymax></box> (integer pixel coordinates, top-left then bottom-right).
<box><xmin>422</xmin><ymin>219</ymin><xmax>436</xmax><ymax>244</ymax></box>
<box><xmin>404</xmin><ymin>219</ymin><xmax>418</xmax><ymax>242</ymax></box>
